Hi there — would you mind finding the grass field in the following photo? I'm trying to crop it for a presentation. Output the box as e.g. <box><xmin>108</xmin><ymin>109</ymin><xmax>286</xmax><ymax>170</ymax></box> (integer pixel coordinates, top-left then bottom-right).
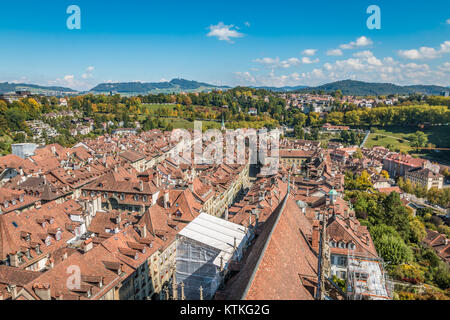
<box><xmin>365</xmin><ymin>125</ymin><xmax>450</xmax><ymax>164</ymax></box>
<box><xmin>140</xmin><ymin>103</ymin><xmax>176</xmax><ymax>113</ymax></box>
<box><xmin>138</xmin><ymin>116</ymin><xmax>221</xmax><ymax>130</ymax></box>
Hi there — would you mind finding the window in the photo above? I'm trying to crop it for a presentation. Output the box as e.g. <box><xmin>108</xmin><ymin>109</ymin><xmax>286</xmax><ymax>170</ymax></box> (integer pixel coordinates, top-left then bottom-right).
<box><xmin>338</xmin><ymin>256</ymin><xmax>347</xmax><ymax>267</ymax></box>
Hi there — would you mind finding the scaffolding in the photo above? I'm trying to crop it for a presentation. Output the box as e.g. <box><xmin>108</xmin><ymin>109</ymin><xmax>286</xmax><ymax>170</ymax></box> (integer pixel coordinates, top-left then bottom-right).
<box><xmin>175</xmin><ymin>213</ymin><xmax>250</xmax><ymax>300</ymax></box>
<box><xmin>346</xmin><ymin>250</ymin><xmax>393</xmax><ymax>300</ymax></box>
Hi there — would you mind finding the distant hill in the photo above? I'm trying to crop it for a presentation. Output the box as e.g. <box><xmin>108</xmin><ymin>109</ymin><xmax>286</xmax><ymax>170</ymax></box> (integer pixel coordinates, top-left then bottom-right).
<box><xmin>0</xmin><ymin>82</ymin><xmax>77</xmax><ymax>95</ymax></box>
<box><xmin>252</xmin><ymin>85</ymin><xmax>309</xmax><ymax>92</ymax></box>
<box><xmin>90</xmin><ymin>78</ymin><xmax>230</xmax><ymax>95</ymax></box>
<box><xmin>297</xmin><ymin>80</ymin><xmax>449</xmax><ymax>96</ymax></box>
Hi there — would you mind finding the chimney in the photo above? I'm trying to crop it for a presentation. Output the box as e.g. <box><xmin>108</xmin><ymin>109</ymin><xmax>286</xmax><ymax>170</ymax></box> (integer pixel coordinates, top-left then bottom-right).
<box><xmin>9</xmin><ymin>254</ymin><xmax>19</xmax><ymax>267</ymax></box>
<box><xmin>51</xmin><ymin>146</ymin><xmax>56</xmax><ymax>155</ymax></box>
<box><xmin>83</xmin><ymin>238</ymin><xmax>93</xmax><ymax>253</ymax></box>
<box><xmin>10</xmin><ymin>284</ymin><xmax>18</xmax><ymax>300</ymax></box>
<box><xmin>139</xmin><ymin>180</ymin><xmax>144</xmax><ymax>192</ymax></box>
<box><xmin>62</xmin><ymin>252</ymin><xmax>68</xmax><ymax>261</ymax></box>
<box><xmin>33</xmin><ymin>283</ymin><xmax>51</xmax><ymax>300</ymax></box>
<box><xmin>139</xmin><ymin>223</ymin><xmax>147</xmax><ymax>238</ymax></box>
<box><xmin>312</xmin><ymin>222</ymin><xmax>319</xmax><ymax>252</ymax></box>
<box><xmin>164</xmin><ymin>190</ymin><xmax>170</xmax><ymax>209</ymax></box>
<box><xmin>156</xmin><ymin>174</ymin><xmax>161</xmax><ymax>187</ymax></box>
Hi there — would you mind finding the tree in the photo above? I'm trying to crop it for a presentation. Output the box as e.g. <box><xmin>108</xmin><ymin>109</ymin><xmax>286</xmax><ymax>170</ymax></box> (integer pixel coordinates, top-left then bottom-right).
<box><xmin>409</xmin><ymin>218</ymin><xmax>426</xmax><ymax>243</ymax></box>
<box><xmin>392</xmin><ymin>263</ymin><xmax>425</xmax><ymax>284</ymax></box>
<box><xmin>353</xmin><ymin>148</ymin><xmax>363</xmax><ymax>159</ymax></box>
<box><xmin>382</xmin><ymin>192</ymin><xmax>411</xmax><ymax>239</ymax></box>
<box><xmin>375</xmin><ymin>233</ymin><xmax>413</xmax><ymax>265</ymax></box>
<box><xmin>294</xmin><ymin>125</ymin><xmax>304</xmax><ymax>139</ymax></box>
<box><xmin>5</xmin><ymin>107</ymin><xmax>27</xmax><ymax>131</ymax></box>
<box><xmin>356</xmin><ymin>170</ymin><xmax>372</xmax><ymax>190</ymax></box>
<box><xmin>381</xmin><ymin>170</ymin><xmax>390</xmax><ymax>179</ymax></box>
<box><xmin>410</xmin><ymin>131</ymin><xmax>428</xmax><ymax>148</ymax></box>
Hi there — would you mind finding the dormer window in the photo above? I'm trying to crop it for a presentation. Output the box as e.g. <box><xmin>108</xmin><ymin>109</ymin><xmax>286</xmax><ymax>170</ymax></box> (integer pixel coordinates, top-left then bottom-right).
<box><xmin>134</xmin><ymin>195</ymin><xmax>139</xmax><ymax>201</ymax></box>
<box><xmin>56</xmin><ymin>230</ymin><xmax>62</xmax><ymax>241</ymax></box>
<box><xmin>45</xmin><ymin>236</ymin><xmax>52</xmax><ymax>247</ymax></box>
<box><xmin>330</xmin><ymin>240</ymin><xmax>337</xmax><ymax>248</ymax></box>
<box><xmin>35</xmin><ymin>245</ymin><xmax>42</xmax><ymax>254</ymax></box>
<box><xmin>143</xmin><ymin>196</ymin><xmax>148</xmax><ymax>202</ymax></box>
<box><xmin>11</xmin><ymin>199</ymin><xmax>17</xmax><ymax>206</ymax></box>
<box><xmin>120</xmin><ymin>193</ymin><xmax>125</xmax><ymax>200</ymax></box>
<box><xmin>338</xmin><ymin>241</ymin><xmax>345</xmax><ymax>249</ymax></box>
<box><xmin>348</xmin><ymin>243</ymin><xmax>355</xmax><ymax>250</ymax></box>
<box><xmin>4</xmin><ymin>201</ymin><xmax>9</xmax><ymax>208</ymax></box>
<box><xmin>25</xmin><ymin>249</ymin><xmax>32</xmax><ymax>259</ymax></box>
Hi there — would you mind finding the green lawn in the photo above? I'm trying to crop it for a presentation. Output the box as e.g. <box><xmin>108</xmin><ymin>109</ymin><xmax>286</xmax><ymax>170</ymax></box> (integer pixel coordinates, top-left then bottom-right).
<box><xmin>140</xmin><ymin>103</ymin><xmax>175</xmax><ymax>113</ymax></box>
<box><xmin>365</xmin><ymin>125</ymin><xmax>450</xmax><ymax>164</ymax></box>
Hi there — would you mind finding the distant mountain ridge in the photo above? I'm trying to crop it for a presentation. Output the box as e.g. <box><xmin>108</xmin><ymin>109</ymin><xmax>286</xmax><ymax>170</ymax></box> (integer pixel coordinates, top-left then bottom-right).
<box><xmin>1</xmin><ymin>79</ymin><xmax>448</xmax><ymax>97</ymax></box>
<box><xmin>0</xmin><ymin>82</ymin><xmax>77</xmax><ymax>94</ymax></box>
<box><xmin>89</xmin><ymin>78</ymin><xmax>230</xmax><ymax>94</ymax></box>
<box><xmin>252</xmin><ymin>85</ymin><xmax>309</xmax><ymax>92</ymax></box>
<box><xmin>297</xmin><ymin>80</ymin><xmax>449</xmax><ymax>96</ymax></box>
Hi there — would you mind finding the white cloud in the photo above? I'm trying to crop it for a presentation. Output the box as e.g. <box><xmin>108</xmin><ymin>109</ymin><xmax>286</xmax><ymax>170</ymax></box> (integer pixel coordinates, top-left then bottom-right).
<box><xmin>234</xmin><ymin>71</ymin><xmax>256</xmax><ymax>84</ymax></box>
<box><xmin>253</xmin><ymin>57</ymin><xmax>301</xmax><ymax>68</ymax></box>
<box><xmin>301</xmin><ymin>57</ymin><xmax>319</xmax><ymax>64</ymax></box>
<box><xmin>302</xmin><ymin>49</ymin><xmax>317</xmax><ymax>56</ymax></box>
<box><xmin>398</xmin><ymin>48</ymin><xmax>438</xmax><ymax>60</ymax></box>
<box><xmin>353</xmin><ymin>50</ymin><xmax>374</xmax><ymax>58</ymax></box>
<box><xmin>82</xmin><ymin>66</ymin><xmax>95</xmax><ymax>79</ymax></box>
<box><xmin>440</xmin><ymin>40</ymin><xmax>450</xmax><ymax>53</ymax></box>
<box><xmin>280</xmin><ymin>57</ymin><xmax>301</xmax><ymax>68</ymax></box>
<box><xmin>207</xmin><ymin>22</ymin><xmax>244</xmax><ymax>43</ymax></box>
<box><xmin>64</xmin><ymin>75</ymin><xmax>74</xmax><ymax>82</ymax></box>
<box><xmin>326</xmin><ymin>49</ymin><xmax>343</xmax><ymax>56</ymax></box>
<box><xmin>340</xmin><ymin>36</ymin><xmax>373</xmax><ymax>50</ymax></box>
<box><xmin>244</xmin><ymin>21</ymin><xmax>251</xmax><ymax>27</ymax></box>
<box><xmin>439</xmin><ymin>62</ymin><xmax>450</xmax><ymax>72</ymax></box>
<box><xmin>398</xmin><ymin>40</ymin><xmax>450</xmax><ymax>60</ymax></box>
<box><xmin>446</xmin><ymin>18</ymin><xmax>450</xmax><ymax>24</ymax></box>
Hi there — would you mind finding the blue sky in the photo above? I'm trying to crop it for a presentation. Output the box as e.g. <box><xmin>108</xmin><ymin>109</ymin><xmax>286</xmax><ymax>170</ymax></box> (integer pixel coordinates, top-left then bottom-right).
<box><xmin>0</xmin><ymin>0</ymin><xmax>449</xmax><ymax>90</ymax></box>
